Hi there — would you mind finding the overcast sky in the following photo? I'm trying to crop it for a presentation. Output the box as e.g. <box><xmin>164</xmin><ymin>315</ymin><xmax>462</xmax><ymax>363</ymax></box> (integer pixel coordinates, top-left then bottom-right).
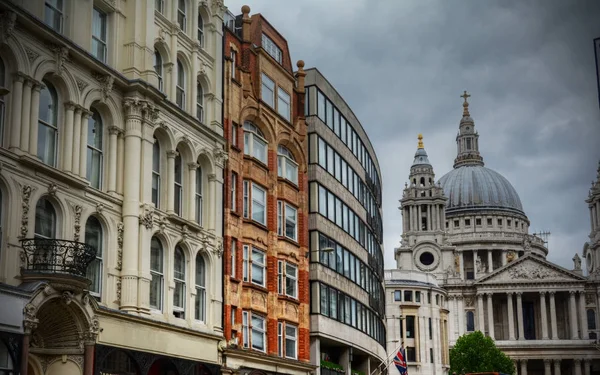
<box><xmin>225</xmin><ymin>0</ymin><xmax>600</xmax><ymax>270</ymax></box>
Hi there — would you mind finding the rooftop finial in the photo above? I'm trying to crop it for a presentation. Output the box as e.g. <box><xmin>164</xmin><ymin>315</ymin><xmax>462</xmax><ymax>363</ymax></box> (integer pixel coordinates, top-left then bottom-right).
<box><xmin>461</xmin><ymin>90</ymin><xmax>471</xmax><ymax>117</ymax></box>
<box><xmin>418</xmin><ymin>133</ymin><xmax>424</xmax><ymax>149</ymax></box>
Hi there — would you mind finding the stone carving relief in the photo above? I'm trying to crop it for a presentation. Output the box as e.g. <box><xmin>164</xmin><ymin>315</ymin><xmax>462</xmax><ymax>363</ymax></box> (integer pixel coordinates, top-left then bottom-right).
<box><xmin>285</xmin><ymin>303</ymin><xmax>298</xmax><ymax>319</ymax></box>
<box><xmin>586</xmin><ymin>293</ymin><xmax>595</xmax><ymax>305</ymax></box>
<box><xmin>20</xmin><ymin>184</ymin><xmax>32</xmax><ymax>239</ymax></box>
<box><xmin>213</xmin><ymin>146</ymin><xmax>228</xmax><ymax>167</ymax></box>
<box><xmin>73</xmin><ymin>205</ymin><xmax>83</xmax><ymax>242</ymax></box>
<box><xmin>506</xmin><ymin>251</ymin><xmax>516</xmax><ymax>263</ymax></box>
<box><xmin>251</xmin><ymin>291</ymin><xmax>266</xmax><ymax>309</ymax></box>
<box><xmin>48</xmin><ymin>44</ymin><xmax>70</xmax><ymax>76</ymax></box>
<box><xmin>464</xmin><ymin>296</ymin><xmax>475</xmax><ymax>307</ymax></box>
<box><xmin>24</xmin><ymin>46</ymin><xmax>40</xmax><ymax>62</ymax></box>
<box><xmin>0</xmin><ymin>11</ymin><xmax>17</xmax><ymax>44</ymax></box>
<box><xmin>523</xmin><ymin>234</ymin><xmax>533</xmax><ymax>252</ymax></box>
<box><xmin>139</xmin><ymin>204</ymin><xmax>154</xmax><ymax>229</ymax></box>
<box><xmin>47</xmin><ymin>182</ymin><xmax>58</xmax><ymax>196</ymax></box>
<box><xmin>504</xmin><ymin>261</ymin><xmax>562</xmax><ymax>281</ymax></box>
<box><xmin>76</xmin><ymin>76</ymin><xmax>89</xmax><ymax>92</ymax></box>
<box><xmin>62</xmin><ymin>290</ymin><xmax>74</xmax><ymax>305</ymax></box>
<box><xmin>213</xmin><ymin>238</ymin><xmax>223</xmax><ymax>258</ymax></box>
<box><xmin>92</xmin><ymin>73</ymin><xmax>114</xmax><ymax>102</ymax></box>
<box><xmin>116</xmin><ymin>277</ymin><xmax>122</xmax><ymax>305</ymax></box>
<box><xmin>116</xmin><ymin>222</ymin><xmax>124</xmax><ymax>271</ymax></box>
<box><xmin>454</xmin><ymin>252</ymin><xmax>460</xmax><ymax>274</ymax></box>
<box><xmin>211</xmin><ymin>0</ymin><xmax>227</xmax><ymax>15</ymax></box>
<box><xmin>476</xmin><ymin>255</ymin><xmax>486</xmax><ymax>274</ymax></box>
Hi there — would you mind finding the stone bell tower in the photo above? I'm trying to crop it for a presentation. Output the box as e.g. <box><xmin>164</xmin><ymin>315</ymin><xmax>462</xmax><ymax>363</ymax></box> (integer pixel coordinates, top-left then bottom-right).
<box><xmin>584</xmin><ymin>161</ymin><xmax>600</xmax><ymax>277</ymax></box>
<box><xmin>395</xmin><ymin>135</ymin><xmax>448</xmax><ymax>273</ymax></box>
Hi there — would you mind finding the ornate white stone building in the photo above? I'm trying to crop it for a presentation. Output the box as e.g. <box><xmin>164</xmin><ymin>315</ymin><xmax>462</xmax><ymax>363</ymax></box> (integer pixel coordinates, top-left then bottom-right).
<box><xmin>0</xmin><ymin>1</ymin><xmax>227</xmax><ymax>374</ymax></box>
<box><xmin>389</xmin><ymin>93</ymin><xmax>600</xmax><ymax>375</ymax></box>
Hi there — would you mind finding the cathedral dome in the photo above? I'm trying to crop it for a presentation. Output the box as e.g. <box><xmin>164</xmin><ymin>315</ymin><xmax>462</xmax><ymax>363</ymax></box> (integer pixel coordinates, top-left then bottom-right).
<box><xmin>438</xmin><ymin>165</ymin><xmax>525</xmax><ymax>215</ymax></box>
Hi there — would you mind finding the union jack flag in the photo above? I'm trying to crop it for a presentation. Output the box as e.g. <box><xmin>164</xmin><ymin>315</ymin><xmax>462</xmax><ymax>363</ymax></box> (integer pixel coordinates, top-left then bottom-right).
<box><xmin>393</xmin><ymin>346</ymin><xmax>408</xmax><ymax>375</ymax></box>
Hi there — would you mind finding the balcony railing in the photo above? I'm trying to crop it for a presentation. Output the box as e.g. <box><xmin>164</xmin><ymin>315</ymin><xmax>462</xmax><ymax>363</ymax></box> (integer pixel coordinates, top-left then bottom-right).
<box><xmin>20</xmin><ymin>238</ymin><xmax>97</xmax><ymax>278</ymax></box>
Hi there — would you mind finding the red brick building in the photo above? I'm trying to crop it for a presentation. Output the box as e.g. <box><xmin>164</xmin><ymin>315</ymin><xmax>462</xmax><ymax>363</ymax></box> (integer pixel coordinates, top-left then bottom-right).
<box><xmin>221</xmin><ymin>5</ymin><xmax>313</xmax><ymax>375</ymax></box>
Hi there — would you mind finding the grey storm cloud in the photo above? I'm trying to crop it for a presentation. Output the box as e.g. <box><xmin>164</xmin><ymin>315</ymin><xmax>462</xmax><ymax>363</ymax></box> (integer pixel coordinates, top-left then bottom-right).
<box><xmin>225</xmin><ymin>0</ymin><xmax>600</xmax><ymax>270</ymax></box>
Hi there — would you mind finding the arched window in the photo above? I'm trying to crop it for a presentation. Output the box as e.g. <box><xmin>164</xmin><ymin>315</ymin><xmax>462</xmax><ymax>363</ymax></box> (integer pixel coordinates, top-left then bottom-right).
<box><xmin>149</xmin><ymin>237</ymin><xmax>164</xmax><ymax>310</ymax></box>
<box><xmin>174</xmin><ymin>150</ymin><xmax>182</xmax><ymax>216</ymax></box>
<box><xmin>243</xmin><ymin>121</ymin><xmax>267</xmax><ymax>164</ymax></box>
<box><xmin>177</xmin><ymin>0</ymin><xmax>187</xmax><ymax>31</ymax></box>
<box><xmin>0</xmin><ymin>57</ymin><xmax>6</xmax><ymax>145</ymax></box>
<box><xmin>87</xmin><ymin>108</ymin><xmax>103</xmax><ymax>189</ymax></box>
<box><xmin>44</xmin><ymin>0</ymin><xmax>63</xmax><ymax>33</ymax></box>
<box><xmin>173</xmin><ymin>246</ymin><xmax>186</xmax><ymax>318</ymax></box>
<box><xmin>154</xmin><ymin>50</ymin><xmax>163</xmax><ymax>92</ymax></box>
<box><xmin>466</xmin><ymin>311</ymin><xmax>475</xmax><ymax>332</ymax></box>
<box><xmin>195</xmin><ymin>254</ymin><xmax>206</xmax><ymax>322</ymax></box>
<box><xmin>196</xmin><ymin>83</ymin><xmax>204</xmax><ymax>123</ymax></box>
<box><xmin>85</xmin><ymin>216</ymin><xmax>103</xmax><ymax>297</ymax></box>
<box><xmin>35</xmin><ymin>197</ymin><xmax>56</xmax><ymax>239</ymax></box>
<box><xmin>152</xmin><ymin>137</ymin><xmax>161</xmax><ymax>207</ymax></box>
<box><xmin>176</xmin><ymin>59</ymin><xmax>185</xmax><ymax>109</ymax></box>
<box><xmin>195</xmin><ymin>165</ymin><xmax>203</xmax><ymax>225</ymax></box>
<box><xmin>38</xmin><ymin>81</ymin><xmax>58</xmax><ymax>167</ymax></box>
<box><xmin>277</xmin><ymin>145</ymin><xmax>298</xmax><ymax>184</ymax></box>
<box><xmin>197</xmin><ymin>14</ymin><xmax>204</xmax><ymax>47</ymax></box>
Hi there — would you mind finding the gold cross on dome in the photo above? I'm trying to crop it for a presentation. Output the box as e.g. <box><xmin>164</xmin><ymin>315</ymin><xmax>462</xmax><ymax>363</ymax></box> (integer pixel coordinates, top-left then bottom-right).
<box><xmin>461</xmin><ymin>90</ymin><xmax>471</xmax><ymax>103</ymax></box>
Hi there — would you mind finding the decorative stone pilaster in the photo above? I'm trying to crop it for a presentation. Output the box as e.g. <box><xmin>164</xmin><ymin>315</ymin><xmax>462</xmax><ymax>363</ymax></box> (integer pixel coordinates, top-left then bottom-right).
<box><xmin>544</xmin><ymin>359</ymin><xmax>552</xmax><ymax>375</ymax></box>
<box><xmin>19</xmin><ymin>78</ymin><xmax>33</xmax><ymax>152</ymax></box>
<box><xmin>553</xmin><ymin>359</ymin><xmax>562</xmax><ymax>375</ymax></box>
<box><xmin>507</xmin><ymin>292</ymin><xmax>516</xmax><ymax>340</ymax></box>
<box><xmin>549</xmin><ymin>291</ymin><xmax>558</xmax><ymax>339</ymax></box>
<box><xmin>477</xmin><ymin>293</ymin><xmax>484</xmax><ymax>332</ymax></box>
<box><xmin>569</xmin><ymin>291</ymin><xmax>579</xmax><ymax>339</ymax></box>
<box><xmin>574</xmin><ymin>359</ymin><xmax>582</xmax><ymax>375</ymax></box>
<box><xmin>107</xmin><ymin>126</ymin><xmax>120</xmax><ymax>193</ymax></box>
<box><xmin>520</xmin><ymin>359</ymin><xmax>528</xmax><ymax>375</ymax></box>
<box><xmin>516</xmin><ymin>292</ymin><xmax>525</xmax><ymax>340</ymax></box>
<box><xmin>486</xmin><ymin>293</ymin><xmax>494</xmax><ymax>339</ymax></box>
<box><xmin>540</xmin><ymin>291</ymin><xmax>549</xmax><ymax>339</ymax></box>
<box><xmin>28</xmin><ymin>81</ymin><xmax>42</xmax><ymax>155</ymax></box>
<box><xmin>9</xmin><ymin>73</ymin><xmax>24</xmax><ymax>150</ymax></box>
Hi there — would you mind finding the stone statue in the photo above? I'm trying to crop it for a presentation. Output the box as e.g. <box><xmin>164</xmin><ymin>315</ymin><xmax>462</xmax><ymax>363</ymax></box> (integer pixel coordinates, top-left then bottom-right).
<box><xmin>523</xmin><ymin>235</ymin><xmax>532</xmax><ymax>252</ymax></box>
<box><xmin>506</xmin><ymin>251</ymin><xmax>516</xmax><ymax>263</ymax></box>
<box><xmin>476</xmin><ymin>255</ymin><xmax>486</xmax><ymax>273</ymax></box>
<box><xmin>573</xmin><ymin>253</ymin><xmax>582</xmax><ymax>270</ymax></box>
<box><xmin>454</xmin><ymin>253</ymin><xmax>460</xmax><ymax>274</ymax></box>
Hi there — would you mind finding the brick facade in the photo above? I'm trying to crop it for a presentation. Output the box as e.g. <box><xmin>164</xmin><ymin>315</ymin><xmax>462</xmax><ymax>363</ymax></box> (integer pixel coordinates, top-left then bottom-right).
<box><xmin>222</xmin><ymin>5</ymin><xmax>312</xmax><ymax>372</ymax></box>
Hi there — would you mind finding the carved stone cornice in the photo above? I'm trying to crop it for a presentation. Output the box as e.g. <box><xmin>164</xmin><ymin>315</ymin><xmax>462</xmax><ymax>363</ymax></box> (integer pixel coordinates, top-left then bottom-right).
<box><xmin>92</xmin><ymin>73</ymin><xmax>114</xmax><ymax>102</ymax></box>
<box><xmin>0</xmin><ymin>11</ymin><xmax>17</xmax><ymax>44</ymax></box>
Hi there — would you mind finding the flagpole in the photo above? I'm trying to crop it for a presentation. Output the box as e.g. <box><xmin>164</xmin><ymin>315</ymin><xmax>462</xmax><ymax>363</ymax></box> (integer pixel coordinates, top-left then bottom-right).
<box><xmin>370</xmin><ymin>341</ymin><xmax>405</xmax><ymax>375</ymax></box>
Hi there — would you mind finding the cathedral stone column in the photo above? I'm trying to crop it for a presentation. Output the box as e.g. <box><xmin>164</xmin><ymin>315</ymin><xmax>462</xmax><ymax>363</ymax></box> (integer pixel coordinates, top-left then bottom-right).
<box><xmin>549</xmin><ymin>291</ymin><xmax>558</xmax><ymax>339</ymax></box>
<box><xmin>166</xmin><ymin>150</ymin><xmax>177</xmax><ymax>214</ymax></box>
<box><xmin>520</xmin><ymin>359</ymin><xmax>528</xmax><ymax>375</ymax></box>
<box><xmin>107</xmin><ymin>126</ymin><xmax>119</xmax><ymax>193</ymax></box>
<box><xmin>578</xmin><ymin>291</ymin><xmax>587</xmax><ymax>339</ymax></box>
<box><xmin>79</xmin><ymin>109</ymin><xmax>91</xmax><ymax>178</ymax></box>
<box><xmin>9</xmin><ymin>73</ymin><xmax>24</xmax><ymax>151</ymax></box>
<box><xmin>28</xmin><ymin>82</ymin><xmax>41</xmax><ymax>155</ymax></box>
<box><xmin>574</xmin><ymin>359</ymin><xmax>582</xmax><ymax>375</ymax></box>
<box><xmin>544</xmin><ymin>359</ymin><xmax>551</xmax><ymax>375</ymax></box>
<box><xmin>501</xmin><ymin>250</ymin><xmax>507</xmax><ymax>266</ymax></box>
<box><xmin>72</xmin><ymin>106</ymin><xmax>82</xmax><ymax>174</ymax></box>
<box><xmin>62</xmin><ymin>102</ymin><xmax>75</xmax><ymax>172</ymax></box>
<box><xmin>540</xmin><ymin>292</ymin><xmax>549</xmax><ymax>339</ymax></box>
<box><xmin>584</xmin><ymin>359</ymin><xmax>591</xmax><ymax>375</ymax></box>
<box><xmin>188</xmin><ymin>163</ymin><xmax>198</xmax><ymax>222</ymax></box>
<box><xmin>516</xmin><ymin>292</ymin><xmax>525</xmax><ymax>340</ymax></box>
<box><xmin>473</xmin><ymin>250</ymin><xmax>478</xmax><ymax>279</ymax></box>
<box><xmin>486</xmin><ymin>293</ymin><xmax>494</xmax><ymax>339</ymax></box>
<box><xmin>487</xmin><ymin>250</ymin><xmax>493</xmax><ymax>273</ymax></box>
<box><xmin>457</xmin><ymin>296</ymin><xmax>465</xmax><ymax>336</ymax></box>
<box><xmin>569</xmin><ymin>291</ymin><xmax>579</xmax><ymax>339</ymax></box>
<box><xmin>507</xmin><ymin>292</ymin><xmax>516</xmax><ymax>340</ymax></box>
<box><xmin>554</xmin><ymin>359</ymin><xmax>562</xmax><ymax>375</ymax></box>
<box><xmin>460</xmin><ymin>252</ymin><xmax>465</xmax><ymax>280</ymax></box>
<box><xmin>477</xmin><ymin>293</ymin><xmax>484</xmax><ymax>332</ymax></box>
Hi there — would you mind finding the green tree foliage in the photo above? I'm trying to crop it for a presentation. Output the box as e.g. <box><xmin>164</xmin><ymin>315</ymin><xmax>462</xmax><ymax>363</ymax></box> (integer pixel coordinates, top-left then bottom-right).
<box><xmin>450</xmin><ymin>331</ymin><xmax>515</xmax><ymax>375</ymax></box>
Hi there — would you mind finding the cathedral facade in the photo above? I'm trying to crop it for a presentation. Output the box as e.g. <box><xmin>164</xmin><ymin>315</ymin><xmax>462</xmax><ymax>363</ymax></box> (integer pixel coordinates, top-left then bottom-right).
<box><xmin>387</xmin><ymin>93</ymin><xmax>600</xmax><ymax>375</ymax></box>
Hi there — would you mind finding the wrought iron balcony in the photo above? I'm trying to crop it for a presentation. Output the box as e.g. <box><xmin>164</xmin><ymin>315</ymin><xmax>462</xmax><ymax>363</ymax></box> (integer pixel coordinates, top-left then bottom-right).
<box><xmin>20</xmin><ymin>238</ymin><xmax>97</xmax><ymax>280</ymax></box>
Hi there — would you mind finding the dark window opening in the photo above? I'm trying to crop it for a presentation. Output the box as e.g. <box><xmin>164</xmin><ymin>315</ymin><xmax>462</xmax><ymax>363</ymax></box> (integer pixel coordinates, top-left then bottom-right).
<box><xmin>420</xmin><ymin>252</ymin><xmax>434</xmax><ymax>266</ymax></box>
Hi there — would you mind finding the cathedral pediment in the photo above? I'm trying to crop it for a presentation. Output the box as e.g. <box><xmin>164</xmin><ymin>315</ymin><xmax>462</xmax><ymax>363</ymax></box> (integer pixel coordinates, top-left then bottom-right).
<box><xmin>476</xmin><ymin>255</ymin><xmax>586</xmax><ymax>285</ymax></box>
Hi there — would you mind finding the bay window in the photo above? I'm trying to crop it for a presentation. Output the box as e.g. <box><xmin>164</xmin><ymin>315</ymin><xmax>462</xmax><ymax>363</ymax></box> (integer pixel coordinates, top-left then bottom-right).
<box><xmin>149</xmin><ymin>237</ymin><xmax>164</xmax><ymax>310</ymax></box>
<box><xmin>277</xmin><ymin>261</ymin><xmax>297</xmax><ymax>299</ymax></box>
<box><xmin>173</xmin><ymin>246</ymin><xmax>186</xmax><ymax>318</ymax></box>
<box><xmin>243</xmin><ymin>181</ymin><xmax>266</xmax><ymax>226</ymax></box>
<box><xmin>278</xmin><ymin>322</ymin><xmax>297</xmax><ymax>359</ymax></box>
<box><xmin>277</xmin><ymin>201</ymin><xmax>297</xmax><ymax>241</ymax></box>
<box><xmin>261</xmin><ymin>73</ymin><xmax>274</xmax><ymax>107</ymax></box>
<box><xmin>243</xmin><ymin>122</ymin><xmax>267</xmax><ymax>164</ymax></box>
<box><xmin>277</xmin><ymin>145</ymin><xmax>298</xmax><ymax>184</ymax></box>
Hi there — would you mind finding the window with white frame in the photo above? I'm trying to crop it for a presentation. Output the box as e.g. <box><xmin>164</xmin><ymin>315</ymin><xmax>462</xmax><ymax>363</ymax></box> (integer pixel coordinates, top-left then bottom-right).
<box><xmin>231</xmin><ymin>122</ymin><xmax>238</xmax><ymax>147</ymax></box>
<box><xmin>38</xmin><ymin>81</ymin><xmax>58</xmax><ymax>167</ymax></box>
<box><xmin>196</xmin><ymin>83</ymin><xmax>204</xmax><ymax>123</ymax></box>
<box><xmin>176</xmin><ymin>59</ymin><xmax>186</xmax><ymax>109</ymax></box>
<box><xmin>277</xmin><ymin>145</ymin><xmax>298</xmax><ymax>184</ymax></box>
<box><xmin>195</xmin><ymin>165</ymin><xmax>203</xmax><ymax>224</ymax></box>
<box><xmin>261</xmin><ymin>73</ymin><xmax>275</xmax><ymax>107</ymax></box>
<box><xmin>149</xmin><ymin>237</ymin><xmax>164</xmax><ymax>310</ymax></box>
<box><xmin>230</xmin><ymin>238</ymin><xmax>236</xmax><ymax>277</ymax></box>
<box><xmin>277</xmin><ymin>261</ymin><xmax>297</xmax><ymax>299</ymax></box>
<box><xmin>173</xmin><ymin>246</ymin><xmax>186</xmax><ymax>318</ymax></box>
<box><xmin>242</xmin><ymin>245</ymin><xmax>265</xmax><ymax>287</ymax></box>
<box><xmin>177</xmin><ymin>0</ymin><xmax>187</xmax><ymax>31</ymax></box>
<box><xmin>195</xmin><ymin>254</ymin><xmax>206</xmax><ymax>322</ymax></box>
<box><xmin>87</xmin><ymin>108</ymin><xmax>103</xmax><ymax>190</ymax></box>
<box><xmin>243</xmin><ymin>181</ymin><xmax>266</xmax><ymax>225</ymax></box>
<box><xmin>243</xmin><ymin>122</ymin><xmax>267</xmax><ymax>164</ymax></box>
<box><xmin>154</xmin><ymin>50</ymin><xmax>164</xmax><ymax>92</ymax></box>
<box><xmin>92</xmin><ymin>7</ymin><xmax>107</xmax><ymax>63</ymax></box>
<box><xmin>231</xmin><ymin>50</ymin><xmax>237</xmax><ymax>80</ymax></box>
<box><xmin>230</xmin><ymin>172</ymin><xmax>237</xmax><ymax>211</ymax></box>
<box><xmin>155</xmin><ymin>0</ymin><xmax>164</xmax><ymax>13</ymax></box>
<box><xmin>0</xmin><ymin>57</ymin><xmax>6</xmax><ymax>145</ymax></box>
<box><xmin>261</xmin><ymin>33</ymin><xmax>282</xmax><ymax>63</ymax></box>
<box><xmin>44</xmin><ymin>0</ymin><xmax>63</xmax><ymax>33</ymax></box>
<box><xmin>197</xmin><ymin>14</ymin><xmax>204</xmax><ymax>47</ymax></box>
<box><xmin>174</xmin><ymin>151</ymin><xmax>183</xmax><ymax>216</ymax></box>
<box><xmin>152</xmin><ymin>138</ymin><xmax>161</xmax><ymax>207</ymax></box>
<box><xmin>85</xmin><ymin>216</ymin><xmax>103</xmax><ymax>298</ymax></box>
<box><xmin>278</xmin><ymin>322</ymin><xmax>297</xmax><ymax>359</ymax></box>
<box><xmin>277</xmin><ymin>201</ymin><xmax>297</xmax><ymax>241</ymax></box>
<box><xmin>242</xmin><ymin>311</ymin><xmax>266</xmax><ymax>351</ymax></box>
<box><xmin>277</xmin><ymin>88</ymin><xmax>290</xmax><ymax>121</ymax></box>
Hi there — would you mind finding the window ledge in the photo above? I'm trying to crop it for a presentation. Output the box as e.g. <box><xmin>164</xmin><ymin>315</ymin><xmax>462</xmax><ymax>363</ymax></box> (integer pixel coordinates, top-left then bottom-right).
<box><xmin>19</xmin><ymin>155</ymin><xmax>89</xmax><ymax>189</ymax></box>
<box><xmin>277</xmin><ymin>294</ymin><xmax>300</xmax><ymax>305</ymax></box>
<box><xmin>242</xmin><ymin>218</ymin><xmax>269</xmax><ymax>233</ymax></box>
<box><xmin>230</xmin><ymin>145</ymin><xmax>242</xmax><ymax>153</ymax></box>
<box><xmin>230</xmin><ymin>210</ymin><xmax>241</xmax><ymax>218</ymax></box>
<box><xmin>242</xmin><ymin>281</ymin><xmax>268</xmax><ymax>294</ymax></box>
<box><xmin>277</xmin><ymin>176</ymin><xmax>299</xmax><ymax>191</ymax></box>
<box><xmin>229</xmin><ymin>276</ymin><xmax>241</xmax><ymax>283</ymax></box>
<box><xmin>243</xmin><ymin>155</ymin><xmax>269</xmax><ymax>171</ymax></box>
<box><xmin>231</xmin><ymin>77</ymin><xmax>242</xmax><ymax>87</ymax></box>
<box><xmin>277</xmin><ymin>235</ymin><xmax>300</xmax><ymax>248</ymax></box>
